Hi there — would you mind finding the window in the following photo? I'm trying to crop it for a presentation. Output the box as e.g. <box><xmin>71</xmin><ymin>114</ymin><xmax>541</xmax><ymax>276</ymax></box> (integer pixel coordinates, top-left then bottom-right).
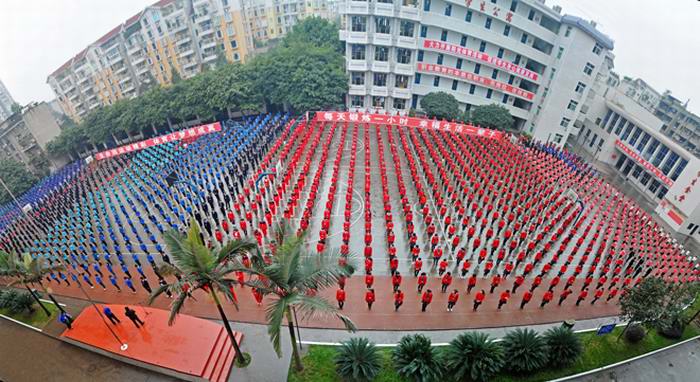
<box><xmin>479</xmin><ymin>41</ymin><xmax>486</xmax><ymax>52</ymax></box>
<box><xmin>486</xmin><ymin>89</ymin><xmax>493</xmax><ymax>99</ymax></box>
<box><xmin>469</xmin><ymin>84</ymin><xmax>476</xmax><ymax>94</ymax></box>
<box><xmin>648</xmin><ymin>179</ymin><xmax>661</xmax><ymax>194</ymax></box>
<box><xmin>417</xmin><ymin>50</ymin><xmax>424</xmax><ymax>61</ymax></box>
<box><xmin>485</xmin><ymin>17</ymin><xmax>492</xmax><ymax>29</ymax></box>
<box><xmin>394</xmin><ymin>98</ymin><xmax>406</xmax><ymax>110</ymax></box>
<box><xmin>575</xmin><ymin>82</ymin><xmax>586</xmax><ymax>94</ymax></box>
<box><xmin>465</xmin><ymin>10</ymin><xmax>472</xmax><ymax>22</ymax></box>
<box><xmin>636</xmin><ymin>132</ymin><xmax>650</xmax><ymax>151</ymax></box>
<box><xmin>670</xmin><ymin>159</ymin><xmax>687</xmax><ymax>181</ymax></box>
<box><xmin>652</xmin><ymin>145</ymin><xmax>669</xmax><ymax>166</ymax></box>
<box><xmin>374</xmin><ymin>73</ymin><xmax>387</xmax><ymax>87</ymax></box>
<box><xmin>491</xmin><ymin>0</ymin><xmax>496</xmax><ymax>3</ymax></box>
<box><xmin>460</xmin><ymin>35</ymin><xmax>467</xmax><ymax>47</ymax></box>
<box><xmin>351</xmin><ymin>16</ymin><xmax>367</xmax><ymax>32</ymax></box>
<box><xmin>414</xmin><ymin>73</ymin><xmax>421</xmax><ymax>84</ymax></box>
<box><xmin>373</xmin><ymin>96</ymin><xmax>386</xmax><ymax>108</ymax></box>
<box><xmin>632</xmin><ymin>165</ymin><xmax>643</xmax><ymax>179</ymax></box>
<box><xmin>661</xmin><ymin>152</ymin><xmax>680</xmax><ymax>175</ymax></box>
<box><xmin>376</xmin><ymin>17</ymin><xmax>391</xmax><ymax>34</ymax></box>
<box><xmin>584</xmin><ymin>62</ymin><xmax>595</xmax><ymax>75</ymax></box>
<box><xmin>230</xmin><ymin>40</ymin><xmax>238</xmax><ymax>49</ymax></box>
<box><xmin>456</xmin><ymin>58</ymin><xmax>463</xmax><ymax>69</ymax></box>
<box><xmin>433</xmin><ymin>76</ymin><xmax>440</xmax><ymax>87</ymax></box>
<box><xmin>395</xmin><ymin>75</ymin><xmax>409</xmax><ymax>88</ymax></box>
<box><xmin>644</xmin><ymin>138</ymin><xmax>659</xmax><ymax>159</ymax></box>
<box><xmin>640</xmin><ymin>172</ymin><xmax>651</xmax><ymax>186</ymax></box>
<box><xmin>589</xmin><ymin>134</ymin><xmax>597</xmax><ymax>147</ymax></box>
<box><xmin>629</xmin><ymin>127</ymin><xmax>642</xmax><ymax>145</ymax></box>
<box><xmin>508</xmin><ymin>75</ymin><xmax>514</xmax><ymax>85</ymax></box>
<box><xmin>351</xmin><ymin>72</ymin><xmax>365</xmax><ymax>85</ymax></box>
<box><xmin>593</xmin><ymin>43</ymin><xmax>603</xmax><ymax>55</ymax></box>
<box><xmin>528</xmin><ymin>9</ymin><xmax>535</xmax><ymax>20</ymax></box>
<box><xmin>567</xmin><ymin>100</ymin><xmax>578</xmax><ymax>111</ymax></box>
<box><xmin>514</xmin><ymin>54</ymin><xmax>521</xmax><ymax>64</ymax></box>
<box><xmin>474</xmin><ymin>63</ymin><xmax>481</xmax><ymax>74</ymax></box>
<box><xmin>437</xmin><ymin>53</ymin><xmax>443</xmax><ymax>65</ymax></box>
<box><xmin>441</xmin><ymin>29</ymin><xmax>448</xmax><ymax>41</ymax></box>
<box><xmin>375</xmin><ymin>46</ymin><xmax>389</xmax><ymax>61</ymax></box>
<box><xmin>420</xmin><ymin>25</ymin><xmax>427</xmax><ymax>38</ymax></box>
<box><xmin>614</xmin><ymin>117</ymin><xmax>627</xmax><ymax>135</ymax></box>
<box><xmin>560</xmin><ymin>117</ymin><xmax>571</xmax><ymax>127</ymax></box>
<box><xmin>521</xmin><ymin>33</ymin><xmax>528</xmax><ymax>43</ymax></box>
<box><xmin>397</xmin><ymin>48</ymin><xmax>412</xmax><ymax>64</ymax></box>
<box><xmin>557</xmin><ymin>47</ymin><xmax>564</xmax><ymax>59</ymax></box>
<box><xmin>351</xmin><ymin>95</ymin><xmax>364</xmax><ymax>108</ymax></box>
<box><xmin>565</xmin><ymin>26</ymin><xmax>572</xmax><ymax>37</ymax></box>
<box><xmin>351</xmin><ymin>45</ymin><xmax>366</xmax><ymax>60</ymax></box>
<box><xmin>227</xmin><ymin>25</ymin><xmax>235</xmax><ymax>36</ymax></box>
<box><xmin>503</xmin><ymin>25</ymin><xmax>510</xmax><ymax>36</ymax></box>
<box><xmin>444</xmin><ymin>4</ymin><xmax>452</xmax><ymax>16</ymax></box>
<box><xmin>452</xmin><ymin>80</ymin><xmax>458</xmax><ymax>90</ymax></box>
<box><xmin>553</xmin><ymin>134</ymin><xmax>563</xmax><ymax>144</ymax></box>
<box><xmin>510</xmin><ymin>1</ymin><xmax>518</xmax><ymax>12</ymax></box>
<box><xmin>502</xmin><ymin>94</ymin><xmax>509</xmax><ymax>103</ymax></box>
<box><xmin>412</xmin><ymin>94</ymin><xmax>418</xmax><ymax>109</ymax></box>
<box><xmin>497</xmin><ymin>48</ymin><xmax>504</xmax><ymax>58</ymax></box>
<box><xmin>400</xmin><ymin>21</ymin><xmax>415</xmax><ymax>37</ymax></box>
<box><xmin>491</xmin><ymin>69</ymin><xmax>498</xmax><ymax>79</ymax></box>
<box><xmin>657</xmin><ymin>186</ymin><xmax>668</xmax><ymax>199</ymax></box>
<box><xmin>465</xmin><ymin>103</ymin><xmax>472</xmax><ymax>112</ymax></box>
<box><xmin>620</xmin><ymin>123</ymin><xmax>634</xmax><ymax>140</ymax></box>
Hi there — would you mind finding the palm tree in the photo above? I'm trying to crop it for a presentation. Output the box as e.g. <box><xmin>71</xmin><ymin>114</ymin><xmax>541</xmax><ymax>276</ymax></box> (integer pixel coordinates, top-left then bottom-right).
<box><xmin>234</xmin><ymin>225</ymin><xmax>356</xmax><ymax>372</ymax></box>
<box><xmin>0</xmin><ymin>251</ymin><xmax>65</xmax><ymax>316</ymax></box>
<box><xmin>148</xmin><ymin>219</ymin><xmax>257</xmax><ymax>366</ymax></box>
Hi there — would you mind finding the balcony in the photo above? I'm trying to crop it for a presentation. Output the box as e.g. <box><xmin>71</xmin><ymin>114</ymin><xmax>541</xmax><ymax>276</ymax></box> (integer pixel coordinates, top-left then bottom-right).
<box><xmin>347</xmin><ymin>59</ymin><xmax>368</xmax><ymax>71</ymax></box>
<box><xmin>391</xmin><ymin>87</ymin><xmax>412</xmax><ymax>99</ymax></box>
<box><xmin>199</xmin><ymin>27</ymin><xmax>215</xmax><ymax>37</ymax></box>
<box><xmin>195</xmin><ymin>13</ymin><xmax>211</xmax><ymax>24</ymax></box>
<box><xmin>349</xmin><ymin>84</ymin><xmax>368</xmax><ymax>95</ymax></box>
<box><xmin>373</xmin><ymin>2</ymin><xmax>394</xmax><ymax>17</ymax></box>
<box><xmin>68</xmin><ymin>92</ymin><xmax>79</xmax><ymax>101</ymax></box>
<box><xmin>77</xmin><ymin>76</ymin><xmax>90</xmax><ymax>85</ymax></box>
<box><xmin>136</xmin><ymin>65</ymin><xmax>150</xmax><ymax>75</ymax></box>
<box><xmin>182</xmin><ymin>60</ymin><xmax>198</xmax><ymax>69</ymax></box>
<box><xmin>178</xmin><ymin>48</ymin><xmax>195</xmax><ymax>58</ymax></box>
<box><xmin>200</xmin><ymin>39</ymin><xmax>217</xmax><ymax>50</ymax></box>
<box><xmin>131</xmin><ymin>55</ymin><xmax>146</xmax><ymax>66</ymax></box>
<box><xmin>114</xmin><ymin>65</ymin><xmax>128</xmax><ymax>75</ymax></box>
<box><xmin>370</xmin><ymin>87</ymin><xmax>389</xmax><ymax>97</ymax></box>
<box><xmin>127</xmin><ymin>45</ymin><xmax>141</xmax><ymax>55</ymax></box>
<box><xmin>202</xmin><ymin>53</ymin><xmax>218</xmax><ymax>62</ymax></box>
<box><xmin>394</xmin><ymin>63</ymin><xmax>414</xmax><ymax>76</ymax></box>
<box><xmin>398</xmin><ymin>5</ymin><xmax>420</xmax><ymax>21</ymax></box>
<box><xmin>371</xmin><ymin>61</ymin><xmax>390</xmax><ymax>73</ymax></box>
<box><xmin>347</xmin><ymin>1</ymin><xmax>370</xmax><ymax>14</ymax></box>
<box><xmin>170</xmin><ymin>23</ymin><xmax>188</xmax><ymax>34</ymax></box>
<box><xmin>118</xmin><ymin>76</ymin><xmax>132</xmax><ymax>85</ymax></box>
<box><xmin>122</xmin><ymin>85</ymin><xmax>135</xmax><ymax>94</ymax></box>
<box><xmin>345</xmin><ymin>31</ymin><xmax>369</xmax><ymax>44</ymax></box>
<box><xmin>372</xmin><ymin>33</ymin><xmax>392</xmax><ymax>46</ymax></box>
<box><xmin>395</xmin><ymin>36</ymin><xmax>416</xmax><ymax>49</ymax></box>
<box><xmin>176</xmin><ymin>36</ymin><xmax>191</xmax><ymax>46</ymax></box>
<box><xmin>109</xmin><ymin>54</ymin><xmax>124</xmax><ymax>65</ymax></box>
<box><xmin>89</xmin><ymin>102</ymin><xmax>101</xmax><ymax>110</ymax></box>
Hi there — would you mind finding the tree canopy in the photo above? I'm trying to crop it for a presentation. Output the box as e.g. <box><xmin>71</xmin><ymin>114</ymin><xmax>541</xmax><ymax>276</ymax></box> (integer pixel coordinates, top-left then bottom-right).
<box><xmin>469</xmin><ymin>103</ymin><xmax>515</xmax><ymax>131</ymax></box>
<box><xmin>419</xmin><ymin>92</ymin><xmax>462</xmax><ymax>121</ymax></box>
<box><xmin>0</xmin><ymin>160</ymin><xmax>39</xmax><ymax>205</ymax></box>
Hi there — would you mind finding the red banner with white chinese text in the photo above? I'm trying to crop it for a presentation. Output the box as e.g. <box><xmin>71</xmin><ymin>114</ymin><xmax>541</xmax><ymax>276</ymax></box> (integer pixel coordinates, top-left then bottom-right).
<box><xmin>615</xmin><ymin>139</ymin><xmax>673</xmax><ymax>187</ymax></box>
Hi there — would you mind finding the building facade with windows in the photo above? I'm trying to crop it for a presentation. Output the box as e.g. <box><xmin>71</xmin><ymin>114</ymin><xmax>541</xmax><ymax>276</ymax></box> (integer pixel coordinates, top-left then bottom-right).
<box><xmin>339</xmin><ymin>0</ymin><xmax>614</xmax><ymax>145</ymax></box>
<box><xmin>575</xmin><ymin>87</ymin><xmax>700</xmax><ymax>243</ymax></box>
<box><xmin>655</xmin><ymin>93</ymin><xmax>700</xmax><ymax>158</ymax></box>
<box><xmin>0</xmin><ymin>79</ymin><xmax>16</xmax><ymax>123</ymax></box>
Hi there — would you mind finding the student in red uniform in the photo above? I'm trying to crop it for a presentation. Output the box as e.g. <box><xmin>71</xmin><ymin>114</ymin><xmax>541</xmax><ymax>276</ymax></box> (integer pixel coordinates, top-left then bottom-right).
<box><xmin>490</xmin><ymin>274</ymin><xmax>502</xmax><ymax>294</ymax></box>
<box><xmin>413</xmin><ymin>257</ymin><xmax>423</xmax><ymax>277</ymax></box>
<box><xmin>590</xmin><ymin>288</ymin><xmax>604</xmax><ymax>305</ymax></box>
<box><xmin>447</xmin><ymin>289</ymin><xmax>460</xmax><ymax>312</ymax></box>
<box><xmin>473</xmin><ymin>289</ymin><xmax>486</xmax><ymax>311</ymax></box>
<box><xmin>606</xmin><ymin>287</ymin><xmax>618</xmax><ymax>302</ymax></box>
<box><xmin>548</xmin><ymin>276</ymin><xmax>560</xmax><ymax>292</ymax></box>
<box><xmin>460</xmin><ymin>259</ymin><xmax>471</xmax><ymax>277</ymax></box>
<box><xmin>421</xmin><ymin>289</ymin><xmax>433</xmax><ymax>312</ymax></box>
<box><xmin>392</xmin><ymin>272</ymin><xmax>402</xmax><ymax>292</ymax></box>
<box><xmin>417</xmin><ymin>272</ymin><xmax>428</xmax><ymax>293</ymax></box>
<box><xmin>467</xmin><ymin>274</ymin><xmax>478</xmax><ymax>294</ymax></box>
<box><xmin>540</xmin><ymin>290</ymin><xmax>553</xmax><ymax>308</ymax></box>
<box><xmin>365</xmin><ymin>272</ymin><xmax>374</xmax><ymax>289</ymax></box>
<box><xmin>390</xmin><ymin>257</ymin><xmax>399</xmax><ymax>276</ymax></box>
<box><xmin>253</xmin><ymin>288</ymin><xmax>264</xmax><ymax>306</ymax></box>
<box><xmin>520</xmin><ymin>290</ymin><xmax>533</xmax><ymax>309</ymax></box>
<box><xmin>336</xmin><ymin>286</ymin><xmax>346</xmax><ymax>310</ymax></box>
<box><xmin>576</xmin><ymin>288</ymin><xmax>588</xmax><ymax>306</ymax></box>
<box><xmin>365</xmin><ymin>288</ymin><xmax>376</xmax><ymax>310</ymax></box>
<box><xmin>498</xmin><ymin>290</ymin><xmax>510</xmax><ymax>310</ymax></box>
<box><xmin>441</xmin><ymin>272</ymin><xmax>453</xmax><ymax>293</ymax></box>
<box><xmin>530</xmin><ymin>275</ymin><xmax>542</xmax><ymax>292</ymax></box>
<box><xmin>438</xmin><ymin>258</ymin><xmax>448</xmax><ymax>276</ymax></box>
<box><xmin>512</xmin><ymin>275</ymin><xmax>525</xmax><ymax>293</ymax></box>
<box><xmin>558</xmin><ymin>288</ymin><xmax>573</xmax><ymax>306</ymax></box>
<box><xmin>394</xmin><ymin>289</ymin><xmax>405</xmax><ymax>311</ymax></box>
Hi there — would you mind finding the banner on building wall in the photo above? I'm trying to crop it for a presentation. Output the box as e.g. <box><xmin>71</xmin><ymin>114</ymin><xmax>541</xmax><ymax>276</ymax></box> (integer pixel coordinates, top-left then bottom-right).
<box><xmin>615</xmin><ymin>139</ymin><xmax>674</xmax><ymax>187</ymax></box>
<box><xmin>93</xmin><ymin>122</ymin><xmax>222</xmax><ymax>161</ymax></box>
<box><xmin>314</xmin><ymin>111</ymin><xmax>505</xmax><ymax>140</ymax></box>
<box><xmin>416</xmin><ymin>63</ymin><xmax>535</xmax><ymax>101</ymax></box>
<box><xmin>422</xmin><ymin>39</ymin><xmax>539</xmax><ymax>81</ymax></box>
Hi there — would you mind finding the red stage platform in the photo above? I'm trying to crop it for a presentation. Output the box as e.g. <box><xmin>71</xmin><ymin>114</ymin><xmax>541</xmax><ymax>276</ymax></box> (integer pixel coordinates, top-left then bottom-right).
<box><xmin>61</xmin><ymin>304</ymin><xmax>242</xmax><ymax>382</ymax></box>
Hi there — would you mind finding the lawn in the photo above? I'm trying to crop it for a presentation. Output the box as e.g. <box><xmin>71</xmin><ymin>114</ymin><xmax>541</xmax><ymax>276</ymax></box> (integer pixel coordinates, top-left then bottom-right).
<box><xmin>0</xmin><ymin>302</ymin><xmax>59</xmax><ymax>329</ymax></box>
<box><xmin>288</xmin><ymin>300</ymin><xmax>700</xmax><ymax>382</ymax></box>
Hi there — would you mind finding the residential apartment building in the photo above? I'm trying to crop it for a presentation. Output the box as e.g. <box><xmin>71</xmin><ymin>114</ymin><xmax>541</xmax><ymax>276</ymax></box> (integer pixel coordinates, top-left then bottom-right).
<box><xmin>575</xmin><ymin>86</ymin><xmax>700</xmax><ymax>244</ymax></box>
<box><xmin>0</xmin><ymin>102</ymin><xmax>69</xmax><ymax>173</ymax></box>
<box><xmin>0</xmin><ymin>79</ymin><xmax>16</xmax><ymax>123</ymax></box>
<box><xmin>655</xmin><ymin>93</ymin><xmax>700</xmax><ymax>157</ymax></box>
<box><xmin>339</xmin><ymin>0</ymin><xmax>614</xmax><ymax>146</ymax></box>
<box><xmin>618</xmin><ymin>76</ymin><xmax>661</xmax><ymax>113</ymax></box>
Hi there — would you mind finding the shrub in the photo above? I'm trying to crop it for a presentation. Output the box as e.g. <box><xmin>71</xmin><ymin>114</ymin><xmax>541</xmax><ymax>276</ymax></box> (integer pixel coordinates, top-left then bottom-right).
<box><xmin>443</xmin><ymin>332</ymin><xmax>504</xmax><ymax>382</ymax></box>
<box><xmin>8</xmin><ymin>292</ymin><xmax>35</xmax><ymax>315</ymax></box>
<box><xmin>0</xmin><ymin>289</ymin><xmax>19</xmax><ymax>309</ymax></box>
<box><xmin>543</xmin><ymin>326</ymin><xmax>583</xmax><ymax>368</ymax></box>
<box><xmin>502</xmin><ymin>328</ymin><xmax>549</xmax><ymax>374</ymax></box>
<box><xmin>624</xmin><ymin>324</ymin><xmax>646</xmax><ymax>343</ymax></box>
<box><xmin>392</xmin><ymin>334</ymin><xmax>443</xmax><ymax>382</ymax></box>
<box><xmin>335</xmin><ymin>337</ymin><xmax>382</xmax><ymax>382</ymax></box>
<box><xmin>658</xmin><ymin>319</ymin><xmax>685</xmax><ymax>339</ymax></box>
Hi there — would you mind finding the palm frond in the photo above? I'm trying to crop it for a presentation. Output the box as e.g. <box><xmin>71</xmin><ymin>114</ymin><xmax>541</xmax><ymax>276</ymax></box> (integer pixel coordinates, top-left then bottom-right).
<box><xmin>211</xmin><ymin>279</ymin><xmax>239</xmax><ymax>311</ymax></box>
<box><xmin>167</xmin><ymin>292</ymin><xmax>189</xmax><ymax>326</ymax></box>
<box><xmin>265</xmin><ymin>293</ymin><xmax>294</xmax><ymax>357</ymax></box>
<box><xmin>216</xmin><ymin>239</ymin><xmax>257</xmax><ymax>263</ymax></box>
<box><xmin>148</xmin><ymin>283</ymin><xmax>170</xmax><ymax>305</ymax></box>
<box><xmin>293</xmin><ymin>294</ymin><xmax>357</xmax><ymax>333</ymax></box>
<box><xmin>295</xmin><ymin>250</ymin><xmax>355</xmax><ymax>292</ymax></box>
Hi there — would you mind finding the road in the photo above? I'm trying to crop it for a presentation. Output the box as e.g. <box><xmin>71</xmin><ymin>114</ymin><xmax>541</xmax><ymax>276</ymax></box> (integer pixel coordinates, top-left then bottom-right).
<box><xmin>572</xmin><ymin>338</ymin><xmax>700</xmax><ymax>382</ymax></box>
<box><xmin>0</xmin><ymin>319</ymin><xmax>175</xmax><ymax>382</ymax></box>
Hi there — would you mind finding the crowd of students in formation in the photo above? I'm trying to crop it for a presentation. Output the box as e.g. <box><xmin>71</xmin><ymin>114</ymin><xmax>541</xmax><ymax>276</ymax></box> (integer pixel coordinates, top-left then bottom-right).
<box><xmin>0</xmin><ymin>112</ymin><xmax>697</xmax><ymax>317</ymax></box>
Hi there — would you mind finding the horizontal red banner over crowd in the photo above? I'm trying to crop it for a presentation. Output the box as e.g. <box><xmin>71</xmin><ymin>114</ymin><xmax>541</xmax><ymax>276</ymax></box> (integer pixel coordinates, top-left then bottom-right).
<box><xmin>94</xmin><ymin>122</ymin><xmax>222</xmax><ymax>161</ymax></box>
<box><xmin>423</xmin><ymin>39</ymin><xmax>539</xmax><ymax>82</ymax></box>
<box><xmin>416</xmin><ymin>63</ymin><xmax>535</xmax><ymax>101</ymax></box>
<box><xmin>615</xmin><ymin>139</ymin><xmax>674</xmax><ymax>187</ymax></box>
<box><xmin>314</xmin><ymin>111</ymin><xmax>505</xmax><ymax>140</ymax></box>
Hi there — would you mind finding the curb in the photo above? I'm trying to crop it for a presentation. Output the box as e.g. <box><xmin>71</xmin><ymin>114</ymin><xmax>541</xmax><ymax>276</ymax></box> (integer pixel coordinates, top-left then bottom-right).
<box><xmin>0</xmin><ymin>313</ymin><xmax>43</xmax><ymax>332</ymax></box>
<box><xmin>549</xmin><ymin>334</ymin><xmax>700</xmax><ymax>382</ymax></box>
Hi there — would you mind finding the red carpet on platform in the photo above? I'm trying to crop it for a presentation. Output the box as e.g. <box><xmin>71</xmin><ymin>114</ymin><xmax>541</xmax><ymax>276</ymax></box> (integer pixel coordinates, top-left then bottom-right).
<box><xmin>61</xmin><ymin>304</ymin><xmax>242</xmax><ymax>382</ymax></box>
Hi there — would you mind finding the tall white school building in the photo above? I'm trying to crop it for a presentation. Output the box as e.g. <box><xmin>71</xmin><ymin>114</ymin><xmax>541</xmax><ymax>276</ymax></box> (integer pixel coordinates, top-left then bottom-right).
<box><xmin>339</xmin><ymin>0</ymin><xmax>615</xmax><ymax>145</ymax></box>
